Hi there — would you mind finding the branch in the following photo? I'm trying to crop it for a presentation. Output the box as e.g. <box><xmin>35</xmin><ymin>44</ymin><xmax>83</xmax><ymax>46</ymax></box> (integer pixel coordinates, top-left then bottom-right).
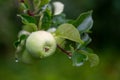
<box><xmin>57</xmin><ymin>44</ymin><xmax>72</xmax><ymax>57</ymax></box>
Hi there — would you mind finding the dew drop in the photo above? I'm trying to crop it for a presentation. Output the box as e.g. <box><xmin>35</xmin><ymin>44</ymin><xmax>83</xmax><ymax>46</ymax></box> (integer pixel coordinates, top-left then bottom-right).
<box><xmin>74</xmin><ymin>62</ymin><xmax>84</xmax><ymax>67</ymax></box>
<box><xmin>15</xmin><ymin>58</ymin><xmax>19</xmax><ymax>63</ymax></box>
<box><xmin>68</xmin><ymin>56</ymin><xmax>72</xmax><ymax>59</ymax></box>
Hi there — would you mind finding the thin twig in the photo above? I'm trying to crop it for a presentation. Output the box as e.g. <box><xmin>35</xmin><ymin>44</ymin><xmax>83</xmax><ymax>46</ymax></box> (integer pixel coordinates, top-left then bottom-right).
<box><xmin>57</xmin><ymin>45</ymin><xmax>72</xmax><ymax>57</ymax></box>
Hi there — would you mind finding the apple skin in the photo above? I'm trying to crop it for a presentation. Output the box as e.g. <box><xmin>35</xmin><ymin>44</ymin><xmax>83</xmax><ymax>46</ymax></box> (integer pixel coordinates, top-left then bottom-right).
<box><xmin>26</xmin><ymin>31</ymin><xmax>56</xmax><ymax>58</ymax></box>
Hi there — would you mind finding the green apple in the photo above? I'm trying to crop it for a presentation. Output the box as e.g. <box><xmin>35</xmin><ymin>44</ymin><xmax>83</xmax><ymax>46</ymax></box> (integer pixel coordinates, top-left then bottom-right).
<box><xmin>26</xmin><ymin>31</ymin><xmax>56</xmax><ymax>58</ymax></box>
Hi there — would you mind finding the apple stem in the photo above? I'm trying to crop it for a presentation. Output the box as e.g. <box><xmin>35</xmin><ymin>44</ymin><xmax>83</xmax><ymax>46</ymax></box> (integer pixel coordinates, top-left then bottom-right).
<box><xmin>57</xmin><ymin>44</ymin><xmax>72</xmax><ymax>57</ymax></box>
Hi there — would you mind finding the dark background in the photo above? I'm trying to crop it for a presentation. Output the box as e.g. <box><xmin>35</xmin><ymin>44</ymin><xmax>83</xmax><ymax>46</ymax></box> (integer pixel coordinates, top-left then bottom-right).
<box><xmin>0</xmin><ymin>0</ymin><xmax>120</xmax><ymax>80</ymax></box>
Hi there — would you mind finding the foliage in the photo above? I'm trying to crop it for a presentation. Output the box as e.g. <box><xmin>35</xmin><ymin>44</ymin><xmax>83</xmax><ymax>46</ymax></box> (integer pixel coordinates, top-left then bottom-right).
<box><xmin>14</xmin><ymin>0</ymin><xmax>99</xmax><ymax>67</ymax></box>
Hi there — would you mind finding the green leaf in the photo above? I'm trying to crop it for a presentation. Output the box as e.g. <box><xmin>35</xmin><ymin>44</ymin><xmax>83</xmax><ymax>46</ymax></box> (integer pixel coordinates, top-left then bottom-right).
<box><xmin>55</xmin><ymin>23</ymin><xmax>84</xmax><ymax>44</ymax></box>
<box><xmin>33</xmin><ymin>0</ymin><xmax>41</xmax><ymax>10</ymax></box>
<box><xmin>73</xmin><ymin>10</ymin><xmax>93</xmax><ymax>33</ymax></box>
<box><xmin>40</xmin><ymin>0</ymin><xmax>51</xmax><ymax>7</ymax></box>
<box><xmin>14</xmin><ymin>41</ymin><xmax>21</xmax><ymax>48</ymax></box>
<box><xmin>33</xmin><ymin>0</ymin><xmax>50</xmax><ymax>13</ymax></box>
<box><xmin>79</xmin><ymin>50</ymin><xmax>99</xmax><ymax>67</ymax></box>
<box><xmin>72</xmin><ymin>51</ymin><xmax>88</xmax><ymax>67</ymax></box>
<box><xmin>14</xmin><ymin>35</ymin><xmax>26</xmax><ymax>48</ymax></box>
<box><xmin>81</xmin><ymin>33</ymin><xmax>92</xmax><ymax>46</ymax></box>
<box><xmin>52</xmin><ymin>13</ymin><xmax>67</xmax><ymax>27</ymax></box>
<box><xmin>55</xmin><ymin>36</ymin><xmax>65</xmax><ymax>47</ymax></box>
<box><xmin>14</xmin><ymin>31</ymin><xmax>29</xmax><ymax>48</ymax></box>
<box><xmin>41</xmin><ymin>6</ymin><xmax>52</xmax><ymax>30</ymax></box>
<box><xmin>19</xmin><ymin>3</ymin><xmax>28</xmax><ymax>11</ymax></box>
<box><xmin>22</xmin><ymin>23</ymin><xmax>38</xmax><ymax>32</ymax></box>
<box><xmin>76</xmin><ymin>33</ymin><xmax>92</xmax><ymax>49</ymax></box>
<box><xmin>17</xmin><ymin>14</ymin><xmax>36</xmax><ymax>24</ymax></box>
<box><xmin>23</xmin><ymin>0</ymin><xmax>30</xmax><ymax>9</ymax></box>
<box><xmin>88</xmin><ymin>53</ymin><xmax>99</xmax><ymax>67</ymax></box>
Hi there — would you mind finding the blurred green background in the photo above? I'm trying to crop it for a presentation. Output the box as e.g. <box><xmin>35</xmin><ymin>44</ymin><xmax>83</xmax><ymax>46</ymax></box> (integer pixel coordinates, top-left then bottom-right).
<box><xmin>0</xmin><ymin>0</ymin><xmax>120</xmax><ymax>80</ymax></box>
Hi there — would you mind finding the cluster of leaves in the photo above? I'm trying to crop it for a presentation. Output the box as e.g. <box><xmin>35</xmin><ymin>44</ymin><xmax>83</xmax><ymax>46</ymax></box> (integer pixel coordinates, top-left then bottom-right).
<box><xmin>14</xmin><ymin>0</ymin><xmax>99</xmax><ymax>67</ymax></box>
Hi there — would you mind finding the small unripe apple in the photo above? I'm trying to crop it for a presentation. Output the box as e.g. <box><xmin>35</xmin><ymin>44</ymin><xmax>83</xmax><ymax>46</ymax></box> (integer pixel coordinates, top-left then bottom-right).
<box><xmin>26</xmin><ymin>31</ymin><xmax>56</xmax><ymax>58</ymax></box>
